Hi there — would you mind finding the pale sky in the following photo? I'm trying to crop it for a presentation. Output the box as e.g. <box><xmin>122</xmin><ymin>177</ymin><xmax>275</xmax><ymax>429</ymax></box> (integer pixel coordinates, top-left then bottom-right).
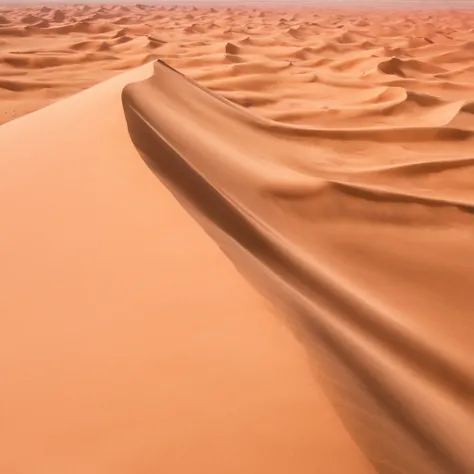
<box><xmin>2</xmin><ymin>0</ymin><xmax>473</xmax><ymax>6</ymax></box>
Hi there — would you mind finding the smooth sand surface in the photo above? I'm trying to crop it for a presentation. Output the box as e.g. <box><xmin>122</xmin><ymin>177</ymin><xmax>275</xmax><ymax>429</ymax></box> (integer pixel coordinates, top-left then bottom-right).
<box><xmin>1</xmin><ymin>4</ymin><xmax>474</xmax><ymax>474</ymax></box>
<box><xmin>0</xmin><ymin>65</ymin><xmax>375</xmax><ymax>474</ymax></box>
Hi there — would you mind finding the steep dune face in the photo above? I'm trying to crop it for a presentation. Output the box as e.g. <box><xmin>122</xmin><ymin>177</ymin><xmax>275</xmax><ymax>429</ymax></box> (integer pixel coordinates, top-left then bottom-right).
<box><xmin>122</xmin><ymin>60</ymin><xmax>474</xmax><ymax>474</ymax></box>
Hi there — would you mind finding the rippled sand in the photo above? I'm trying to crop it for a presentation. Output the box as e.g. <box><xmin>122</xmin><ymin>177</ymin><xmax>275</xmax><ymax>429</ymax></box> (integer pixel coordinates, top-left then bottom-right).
<box><xmin>2</xmin><ymin>4</ymin><xmax>474</xmax><ymax>125</ymax></box>
<box><xmin>1</xmin><ymin>4</ymin><xmax>474</xmax><ymax>474</ymax></box>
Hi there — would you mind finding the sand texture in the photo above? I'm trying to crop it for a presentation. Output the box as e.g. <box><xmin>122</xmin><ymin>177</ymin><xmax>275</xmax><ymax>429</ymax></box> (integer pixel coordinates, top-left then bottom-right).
<box><xmin>1</xmin><ymin>4</ymin><xmax>474</xmax><ymax>474</ymax></box>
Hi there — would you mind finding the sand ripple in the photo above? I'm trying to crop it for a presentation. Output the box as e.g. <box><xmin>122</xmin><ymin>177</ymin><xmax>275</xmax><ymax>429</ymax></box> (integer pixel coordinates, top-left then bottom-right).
<box><xmin>0</xmin><ymin>4</ymin><xmax>474</xmax><ymax>126</ymax></box>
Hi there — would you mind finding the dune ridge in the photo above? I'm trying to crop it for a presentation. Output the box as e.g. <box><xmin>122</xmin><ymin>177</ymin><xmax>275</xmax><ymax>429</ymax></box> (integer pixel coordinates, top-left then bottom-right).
<box><xmin>0</xmin><ymin>61</ymin><xmax>378</xmax><ymax>474</ymax></box>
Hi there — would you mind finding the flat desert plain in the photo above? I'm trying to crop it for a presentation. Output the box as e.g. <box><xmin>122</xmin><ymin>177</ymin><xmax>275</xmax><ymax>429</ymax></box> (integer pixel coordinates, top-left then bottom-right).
<box><xmin>1</xmin><ymin>3</ymin><xmax>473</xmax><ymax>474</ymax></box>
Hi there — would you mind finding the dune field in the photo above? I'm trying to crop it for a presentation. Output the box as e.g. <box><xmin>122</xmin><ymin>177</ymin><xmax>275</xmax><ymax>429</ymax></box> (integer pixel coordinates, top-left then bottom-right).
<box><xmin>1</xmin><ymin>3</ymin><xmax>474</xmax><ymax>474</ymax></box>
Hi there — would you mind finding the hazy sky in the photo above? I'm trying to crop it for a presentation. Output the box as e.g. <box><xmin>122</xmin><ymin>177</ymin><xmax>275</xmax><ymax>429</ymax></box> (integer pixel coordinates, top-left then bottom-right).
<box><xmin>2</xmin><ymin>0</ymin><xmax>473</xmax><ymax>5</ymax></box>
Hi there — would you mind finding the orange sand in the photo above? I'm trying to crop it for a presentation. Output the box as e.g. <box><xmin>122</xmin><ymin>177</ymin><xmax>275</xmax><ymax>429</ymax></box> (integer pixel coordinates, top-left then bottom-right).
<box><xmin>1</xmin><ymin>4</ymin><xmax>474</xmax><ymax>474</ymax></box>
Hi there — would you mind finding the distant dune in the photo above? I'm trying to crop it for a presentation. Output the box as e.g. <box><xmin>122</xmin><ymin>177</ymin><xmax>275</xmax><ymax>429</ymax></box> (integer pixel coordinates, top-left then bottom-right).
<box><xmin>1</xmin><ymin>4</ymin><xmax>474</xmax><ymax>474</ymax></box>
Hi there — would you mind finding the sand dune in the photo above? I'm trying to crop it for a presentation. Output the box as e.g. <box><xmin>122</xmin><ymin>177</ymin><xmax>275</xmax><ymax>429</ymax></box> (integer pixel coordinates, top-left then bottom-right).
<box><xmin>123</xmin><ymin>59</ymin><xmax>474</xmax><ymax>474</ymax></box>
<box><xmin>0</xmin><ymin>57</ymin><xmax>376</xmax><ymax>474</ymax></box>
<box><xmin>1</xmin><ymin>4</ymin><xmax>474</xmax><ymax>124</ymax></box>
<box><xmin>1</xmin><ymin>3</ymin><xmax>474</xmax><ymax>474</ymax></box>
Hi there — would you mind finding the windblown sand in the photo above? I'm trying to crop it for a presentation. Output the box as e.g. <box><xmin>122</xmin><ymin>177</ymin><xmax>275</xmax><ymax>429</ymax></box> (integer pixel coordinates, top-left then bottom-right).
<box><xmin>2</xmin><ymin>4</ymin><xmax>474</xmax><ymax>125</ymax></box>
<box><xmin>1</xmin><ymin>4</ymin><xmax>474</xmax><ymax>474</ymax></box>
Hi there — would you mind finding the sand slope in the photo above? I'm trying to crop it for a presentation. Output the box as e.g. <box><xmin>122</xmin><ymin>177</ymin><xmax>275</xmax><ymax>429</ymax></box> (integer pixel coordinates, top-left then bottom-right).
<box><xmin>0</xmin><ymin>65</ymin><xmax>375</xmax><ymax>474</ymax></box>
<box><xmin>1</xmin><ymin>3</ymin><xmax>474</xmax><ymax>474</ymax></box>
<box><xmin>123</xmin><ymin>60</ymin><xmax>474</xmax><ymax>474</ymax></box>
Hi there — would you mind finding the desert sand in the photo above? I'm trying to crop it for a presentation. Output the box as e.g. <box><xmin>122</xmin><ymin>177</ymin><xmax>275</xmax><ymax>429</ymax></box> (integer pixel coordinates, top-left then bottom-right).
<box><xmin>1</xmin><ymin>3</ymin><xmax>474</xmax><ymax>474</ymax></box>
